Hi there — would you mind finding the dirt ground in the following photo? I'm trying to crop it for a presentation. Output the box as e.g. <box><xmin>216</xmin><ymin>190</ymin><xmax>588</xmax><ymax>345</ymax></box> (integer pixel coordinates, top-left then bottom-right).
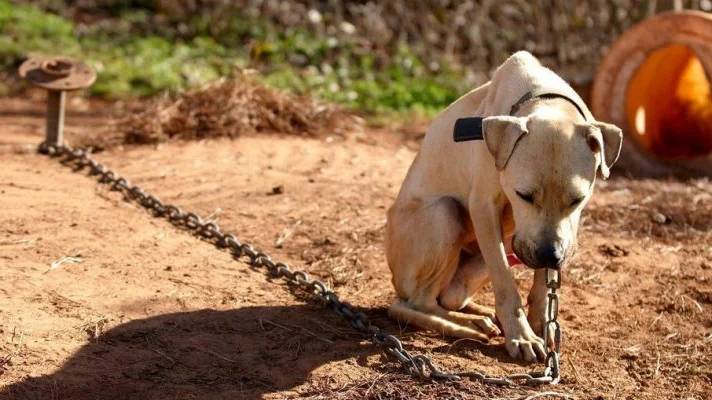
<box><xmin>0</xmin><ymin>95</ymin><xmax>710</xmax><ymax>400</ymax></box>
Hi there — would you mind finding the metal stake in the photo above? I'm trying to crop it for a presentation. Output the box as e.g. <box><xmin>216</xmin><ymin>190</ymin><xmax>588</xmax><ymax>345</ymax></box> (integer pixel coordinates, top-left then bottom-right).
<box><xmin>45</xmin><ymin>91</ymin><xmax>66</xmax><ymax>147</ymax></box>
<box><xmin>18</xmin><ymin>56</ymin><xmax>96</xmax><ymax>152</ymax></box>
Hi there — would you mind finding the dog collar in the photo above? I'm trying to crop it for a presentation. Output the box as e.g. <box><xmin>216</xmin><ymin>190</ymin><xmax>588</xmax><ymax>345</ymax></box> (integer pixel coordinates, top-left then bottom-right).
<box><xmin>453</xmin><ymin>89</ymin><xmax>588</xmax><ymax>142</ymax></box>
<box><xmin>509</xmin><ymin>88</ymin><xmax>588</xmax><ymax>121</ymax></box>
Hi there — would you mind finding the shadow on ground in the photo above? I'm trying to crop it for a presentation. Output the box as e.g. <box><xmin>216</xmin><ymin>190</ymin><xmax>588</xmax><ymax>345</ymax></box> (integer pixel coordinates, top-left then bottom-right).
<box><xmin>1</xmin><ymin>304</ymin><xmax>384</xmax><ymax>400</ymax></box>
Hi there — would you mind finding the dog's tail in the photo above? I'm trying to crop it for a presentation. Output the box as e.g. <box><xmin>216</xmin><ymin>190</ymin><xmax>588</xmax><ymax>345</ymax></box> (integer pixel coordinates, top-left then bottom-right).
<box><xmin>388</xmin><ymin>298</ymin><xmax>489</xmax><ymax>342</ymax></box>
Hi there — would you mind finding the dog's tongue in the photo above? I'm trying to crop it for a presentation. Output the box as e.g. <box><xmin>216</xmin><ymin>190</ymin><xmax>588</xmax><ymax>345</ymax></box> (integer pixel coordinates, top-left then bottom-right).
<box><xmin>507</xmin><ymin>254</ymin><xmax>523</xmax><ymax>267</ymax></box>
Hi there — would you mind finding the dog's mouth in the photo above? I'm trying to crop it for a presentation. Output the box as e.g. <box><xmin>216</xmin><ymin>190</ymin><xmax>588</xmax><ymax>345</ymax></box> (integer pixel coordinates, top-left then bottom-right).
<box><xmin>515</xmin><ymin>253</ymin><xmax>544</xmax><ymax>269</ymax></box>
<box><xmin>513</xmin><ymin>242</ymin><xmax>573</xmax><ymax>270</ymax></box>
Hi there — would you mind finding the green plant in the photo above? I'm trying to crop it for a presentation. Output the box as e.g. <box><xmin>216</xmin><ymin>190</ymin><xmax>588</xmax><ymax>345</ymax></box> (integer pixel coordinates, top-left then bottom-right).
<box><xmin>0</xmin><ymin>0</ymin><xmax>80</xmax><ymax>67</ymax></box>
<box><xmin>0</xmin><ymin>1</ymin><xmax>466</xmax><ymax>113</ymax></box>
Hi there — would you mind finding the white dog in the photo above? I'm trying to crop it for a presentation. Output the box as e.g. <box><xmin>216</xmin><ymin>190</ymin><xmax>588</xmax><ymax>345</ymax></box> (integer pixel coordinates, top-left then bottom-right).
<box><xmin>385</xmin><ymin>51</ymin><xmax>622</xmax><ymax>362</ymax></box>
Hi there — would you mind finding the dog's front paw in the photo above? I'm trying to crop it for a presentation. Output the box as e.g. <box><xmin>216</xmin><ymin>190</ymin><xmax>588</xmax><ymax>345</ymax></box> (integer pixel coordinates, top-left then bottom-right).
<box><xmin>501</xmin><ymin>309</ymin><xmax>546</xmax><ymax>363</ymax></box>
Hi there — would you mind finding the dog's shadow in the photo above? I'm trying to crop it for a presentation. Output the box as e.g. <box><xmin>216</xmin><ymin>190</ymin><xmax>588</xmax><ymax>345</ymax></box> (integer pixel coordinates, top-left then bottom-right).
<box><xmin>1</xmin><ymin>303</ymin><xmax>527</xmax><ymax>399</ymax></box>
<box><xmin>1</xmin><ymin>304</ymin><xmax>389</xmax><ymax>400</ymax></box>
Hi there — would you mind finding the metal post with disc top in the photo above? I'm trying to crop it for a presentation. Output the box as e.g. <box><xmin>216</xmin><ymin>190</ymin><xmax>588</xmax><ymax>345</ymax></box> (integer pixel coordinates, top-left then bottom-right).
<box><xmin>18</xmin><ymin>56</ymin><xmax>96</xmax><ymax>151</ymax></box>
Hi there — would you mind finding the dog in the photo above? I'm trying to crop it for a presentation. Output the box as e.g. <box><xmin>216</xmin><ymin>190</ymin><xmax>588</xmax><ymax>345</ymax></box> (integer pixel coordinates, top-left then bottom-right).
<box><xmin>385</xmin><ymin>51</ymin><xmax>622</xmax><ymax>362</ymax></box>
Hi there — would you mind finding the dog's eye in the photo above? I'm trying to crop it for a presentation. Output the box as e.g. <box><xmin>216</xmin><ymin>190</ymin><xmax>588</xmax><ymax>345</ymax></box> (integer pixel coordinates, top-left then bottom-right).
<box><xmin>516</xmin><ymin>191</ymin><xmax>534</xmax><ymax>204</ymax></box>
<box><xmin>569</xmin><ymin>196</ymin><xmax>585</xmax><ymax>207</ymax></box>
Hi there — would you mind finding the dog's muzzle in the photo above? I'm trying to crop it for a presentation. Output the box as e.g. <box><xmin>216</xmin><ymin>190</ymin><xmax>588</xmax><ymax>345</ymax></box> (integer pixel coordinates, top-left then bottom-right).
<box><xmin>512</xmin><ymin>239</ymin><xmax>565</xmax><ymax>270</ymax></box>
<box><xmin>534</xmin><ymin>243</ymin><xmax>564</xmax><ymax>270</ymax></box>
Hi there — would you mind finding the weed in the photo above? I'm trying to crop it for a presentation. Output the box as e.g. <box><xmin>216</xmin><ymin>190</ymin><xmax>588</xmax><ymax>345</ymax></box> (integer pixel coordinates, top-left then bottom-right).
<box><xmin>0</xmin><ymin>1</ymin><xmax>466</xmax><ymax>113</ymax></box>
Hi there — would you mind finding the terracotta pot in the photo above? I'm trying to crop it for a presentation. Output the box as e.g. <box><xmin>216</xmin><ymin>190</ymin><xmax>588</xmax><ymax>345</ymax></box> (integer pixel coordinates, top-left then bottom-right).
<box><xmin>592</xmin><ymin>10</ymin><xmax>712</xmax><ymax>177</ymax></box>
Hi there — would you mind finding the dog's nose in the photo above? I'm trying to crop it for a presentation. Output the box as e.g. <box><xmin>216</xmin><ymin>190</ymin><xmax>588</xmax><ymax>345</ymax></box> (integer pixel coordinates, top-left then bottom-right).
<box><xmin>535</xmin><ymin>243</ymin><xmax>563</xmax><ymax>269</ymax></box>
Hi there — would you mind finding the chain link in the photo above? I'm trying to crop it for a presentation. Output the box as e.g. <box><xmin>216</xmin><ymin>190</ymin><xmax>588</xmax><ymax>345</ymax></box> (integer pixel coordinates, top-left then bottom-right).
<box><xmin>39</xmin><ymin>143</ymin><xmax>562</xmax><ymax>386</ymax></box>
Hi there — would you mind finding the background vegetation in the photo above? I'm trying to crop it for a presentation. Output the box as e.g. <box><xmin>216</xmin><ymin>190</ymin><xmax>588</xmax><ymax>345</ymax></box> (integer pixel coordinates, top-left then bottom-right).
<box><xmin>2</xmin><ymin>0</ymin><xmax>710</xmax><ymax>113</ymax></box>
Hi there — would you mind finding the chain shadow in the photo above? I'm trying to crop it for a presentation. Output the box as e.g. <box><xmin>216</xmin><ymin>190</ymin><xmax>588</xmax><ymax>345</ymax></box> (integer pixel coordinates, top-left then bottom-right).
<box><xmin>0</xmin><ymin>304</ymin><xmax>384</xmax><ymax>400</ymax></box>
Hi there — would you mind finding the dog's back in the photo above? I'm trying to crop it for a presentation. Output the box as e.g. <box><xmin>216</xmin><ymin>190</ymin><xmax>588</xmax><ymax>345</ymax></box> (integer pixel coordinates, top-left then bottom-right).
<box><xmin>484</xmin><ymin>51</ymin><xmax>593</xmax><ymax>120</ymax></box>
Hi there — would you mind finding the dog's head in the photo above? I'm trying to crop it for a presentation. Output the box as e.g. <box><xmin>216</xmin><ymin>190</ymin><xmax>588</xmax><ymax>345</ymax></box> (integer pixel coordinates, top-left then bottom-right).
<box><xmin>482</xmin><ymin>111</ymin><xmax>622</xmax><ymax>269</ymax></box>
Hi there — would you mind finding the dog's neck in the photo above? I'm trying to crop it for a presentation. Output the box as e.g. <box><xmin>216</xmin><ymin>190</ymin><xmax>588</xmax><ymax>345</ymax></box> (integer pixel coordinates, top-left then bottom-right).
<box><xmin>510</xmin><ymin>89</ymin><xmax>588</xmax><ymax>121</ymax></box>
<box><xmin>453</xmin><ymin>89</ymin><xmax>589</xmax><ymax>143</ymax></box>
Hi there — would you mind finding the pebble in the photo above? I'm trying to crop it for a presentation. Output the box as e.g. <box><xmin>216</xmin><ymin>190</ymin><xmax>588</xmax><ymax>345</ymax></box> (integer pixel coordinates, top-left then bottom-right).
<box><xmin>651</xmin><ymin>212</ymin><xmax>671</xmax><ymax>224</ymax></box>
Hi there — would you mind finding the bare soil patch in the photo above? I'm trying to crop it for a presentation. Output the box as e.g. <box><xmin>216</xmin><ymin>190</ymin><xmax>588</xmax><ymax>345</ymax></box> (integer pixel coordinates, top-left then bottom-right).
<box><xmin>0</xmin><ymin>97</ymin><xmax>710</xmax><ymax>399</ymax></box>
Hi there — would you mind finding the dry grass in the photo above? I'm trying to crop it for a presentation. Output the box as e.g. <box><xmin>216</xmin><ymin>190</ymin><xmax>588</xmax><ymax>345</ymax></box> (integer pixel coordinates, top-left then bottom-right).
<box><xmin>88</xmin><ymin>73</ymin><xmax>362</xmax><ymax>148</ymax></box>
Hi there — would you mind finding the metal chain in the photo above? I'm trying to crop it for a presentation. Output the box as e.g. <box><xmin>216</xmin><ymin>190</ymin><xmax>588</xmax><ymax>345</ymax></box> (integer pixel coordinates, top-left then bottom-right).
<box><xmin>544</xmin><ymin>268</ymin><xmax>562</xmax><ymax>384</ymax></box>
<box><xmin>39</xmin><ymin>143</ymin><xmax>562</xmax><ymax>386</ymax></box>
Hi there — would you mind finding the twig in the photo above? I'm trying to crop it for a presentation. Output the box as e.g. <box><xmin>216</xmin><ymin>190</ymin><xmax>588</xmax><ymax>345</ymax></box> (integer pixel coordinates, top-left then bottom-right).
<box><xmin>261</xmin><ymin>319</ymin><xmax>334</xmax><ymax>344</ymax></box>
<box><xmin>567</xmin><ymin>358</ymin><xmax>584</xmax><ymax>383</ymax></box>
<box><xmin>309</xmin><ymin>318</ymin><xmax>354</xmax><ymax>335</ymax></box>
<box><xmin>47</xmin><ymin>290</ymin><xmax>83</xmax><ymax>307</ymax></box>
<box><xmin>651</xmin><ymin>312</ymin><xmax>664</xmax><ymax>328</ymax></box>
<box><xmin>203</xmin><ymin>208</ymin><xmax>222</xmax><ymax>223</ymax></box>
<box><xmin>365</xmin><ymin>373</ymin><xmax>388</xmax><ymax>397</ymax></box>
<box><xmin>522</xmin><ymin>391</ymin><xmax>575</xmax><ymax>400</ymax></box>
<box><xmin>46</xmin><ymin>256</ymin><xmax>82</xmax><ymax>273</ymax></box>
<box><xmin>1</xmin><ymin>327</ymin><xmax>25</xmax><ymax>367</ymax></box>
<box><xmin>275</xmin><ymin>220</ymin><xmax>301</xmax><ymax>248</ymax></box>
<box><xmin>683</xmin><ymin>295</ymin><xmax>703</xmax><ymax>312</ymax></box>
<box><xmin>0</xmin><ymin>238</ymin><xmax>37</xmax><ymax>246</ymax></box>
<box><xmin>446</xmin><ymin>338</ymin><xmax>483</xmax><ymax>354</ymax></box>
<box><xmin>151</xmin><ymin>348</ymin><xmax>176</xmax><ymax>365</ymax></box>
<box><xmin>195</xmin><ymin>346</ymin><xmax>236</xmax><ymax>363</ymax></box>
<box><xmin>663</xmin><ymin>332</ymin><xmax>678</xmax><ymax>341</ymax></box>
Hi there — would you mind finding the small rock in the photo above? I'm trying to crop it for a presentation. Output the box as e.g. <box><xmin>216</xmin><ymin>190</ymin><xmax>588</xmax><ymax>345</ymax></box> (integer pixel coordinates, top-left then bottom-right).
<box><xmin>268</xmin><ymin>185</ymin><xmax>284</xmax><ymax>195</ymax></box>
<box><xmin>651</xmin><ymin>212</ymin><xmax>671</xmax><ymax>224</ymax></box>
<box><xmin>313</xmin><ymin>237</ymin><xmax>336</xmax><ymax>246</ymax></box>
<box><xmin>164</xmin><ymin>266</ymin><xmax>172</xmax><ymax>271</ymax></box>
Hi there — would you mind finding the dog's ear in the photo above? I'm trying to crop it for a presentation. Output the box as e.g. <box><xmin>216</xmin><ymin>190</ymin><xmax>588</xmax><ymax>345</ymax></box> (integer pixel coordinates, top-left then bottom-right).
<box><xmin>584</xmin><ymin>122</ymin><xmax>623</xmax><ymax>179</ymax></box>
<box><xmin>482</xmin><ymin>116</ymin><xmax>528</xmax><ymax>170</ymax></box>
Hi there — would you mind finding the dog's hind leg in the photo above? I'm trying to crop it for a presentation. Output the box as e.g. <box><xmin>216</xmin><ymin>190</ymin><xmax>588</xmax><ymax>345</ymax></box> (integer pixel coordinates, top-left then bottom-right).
<box><xmin>389</xmin><ymin>298</ymin><xmax>490</xmax><ymax>340</ymax></box>
<box><xmin>385</xmin><ymin>196</ymin><xmax>499</xmax><ymax>339</ymax></box>
<box><xmin>438</xmin><ymin>250</ymin><xmax>496</xmax><ymax>320</ymax></box>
